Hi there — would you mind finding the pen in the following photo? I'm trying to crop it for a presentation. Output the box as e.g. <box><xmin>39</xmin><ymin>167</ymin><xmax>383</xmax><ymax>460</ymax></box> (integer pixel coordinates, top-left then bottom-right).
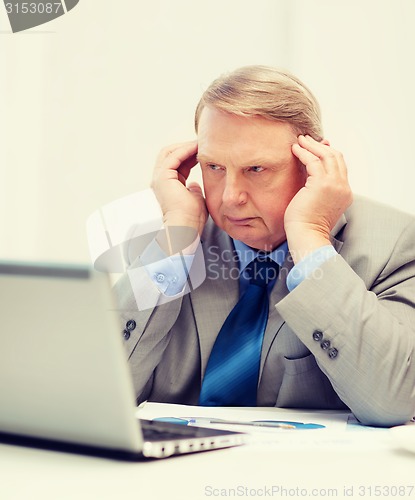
<box><xmin>154</xmin><ymin>417</ymin><xmax>296</xmax><ymax>429</ymax></box>
<box><xmin>191</xmin><ymin>418</ymin><xmax>296</xmax><ymax>429</ymax></box>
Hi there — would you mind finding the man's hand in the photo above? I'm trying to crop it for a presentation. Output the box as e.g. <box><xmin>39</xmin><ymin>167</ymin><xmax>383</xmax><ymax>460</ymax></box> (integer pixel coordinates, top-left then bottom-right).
<box><xmin>286</xmin><ymin>135</ymin><xmax>353</xmax><ymax>264</ymax></box>
<box><xmin>151</xmin><ymin>141</ymin><xmax>208</xmax><ymax>252</ymax></box>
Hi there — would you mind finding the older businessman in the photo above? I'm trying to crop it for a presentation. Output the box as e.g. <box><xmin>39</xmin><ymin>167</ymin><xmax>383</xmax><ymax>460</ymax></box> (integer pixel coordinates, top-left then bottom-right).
<box><xmin>115</xmin><ymin>65</ymin><xmax>415</xmax><ymax>427</ymax></box>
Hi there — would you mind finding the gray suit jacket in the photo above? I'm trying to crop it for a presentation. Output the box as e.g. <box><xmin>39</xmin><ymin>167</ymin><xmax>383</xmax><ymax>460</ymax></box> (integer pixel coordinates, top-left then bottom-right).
<box><xmin>115</xmin><ymin>195</ymin><xmax>415</xmax><ymax>426</ymax></box>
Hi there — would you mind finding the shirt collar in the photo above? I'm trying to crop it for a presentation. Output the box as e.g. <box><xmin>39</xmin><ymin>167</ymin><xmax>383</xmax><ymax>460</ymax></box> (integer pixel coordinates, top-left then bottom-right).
<box><xmin>233</xmin><ymin>239</ymin><xmax>288</xmax><ymax>273</ymax></box>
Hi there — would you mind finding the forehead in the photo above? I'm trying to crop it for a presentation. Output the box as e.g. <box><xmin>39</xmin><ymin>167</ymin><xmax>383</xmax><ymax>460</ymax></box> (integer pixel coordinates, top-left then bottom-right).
<box><xmin>197</xmin><ymin>107</ymin><xmax>297</xmax><ymax>162</ymax></box>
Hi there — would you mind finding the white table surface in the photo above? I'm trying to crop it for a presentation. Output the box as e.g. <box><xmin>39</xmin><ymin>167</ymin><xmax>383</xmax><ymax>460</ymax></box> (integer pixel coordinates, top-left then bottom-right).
<box><xmin>1</xmin><ymin>410</ymin><xmax>414</xmax><ymax>500</ymax></box>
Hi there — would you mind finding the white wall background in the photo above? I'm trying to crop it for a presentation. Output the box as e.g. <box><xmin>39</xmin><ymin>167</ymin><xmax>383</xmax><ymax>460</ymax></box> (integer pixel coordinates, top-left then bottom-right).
<box><xmin>1</xmin><ymin>0</ymin><xmax>414</xmax><ymax>264</ymax></box>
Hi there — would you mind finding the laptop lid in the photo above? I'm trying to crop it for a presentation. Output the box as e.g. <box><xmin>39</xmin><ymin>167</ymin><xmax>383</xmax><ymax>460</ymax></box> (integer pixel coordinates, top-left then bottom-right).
<box><xmin>0</xmin><ymin>260</ymin><xmax>145</xmax><ymax>455</ymax></box>
<box><xmin>0</xmin><ymin>261</ymin><xmax>245</xmax><ymax>459</ymax></box>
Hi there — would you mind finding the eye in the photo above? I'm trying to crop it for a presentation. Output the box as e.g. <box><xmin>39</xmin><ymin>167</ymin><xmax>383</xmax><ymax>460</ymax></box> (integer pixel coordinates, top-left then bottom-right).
<box><xmin>248</xmin><ymin>166</ymin><xmax>265</xmax><ymax>173</ymax></box>
<box><xmin>207</xmin><ymin>164</ymin><xmax>222</xmax><ymax>171</ymax></box>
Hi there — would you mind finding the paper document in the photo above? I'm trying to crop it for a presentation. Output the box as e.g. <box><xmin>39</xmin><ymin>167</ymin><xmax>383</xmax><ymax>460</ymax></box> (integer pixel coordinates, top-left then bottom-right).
<box><xmin>136</xmin><ymin>402</ymin><xmax>348</xmax><ymax>429</ymax></box>
<box><xmin>136</xmin><ymin>402</ymin><xmax>357</xmax><ymax>451</ymax></box>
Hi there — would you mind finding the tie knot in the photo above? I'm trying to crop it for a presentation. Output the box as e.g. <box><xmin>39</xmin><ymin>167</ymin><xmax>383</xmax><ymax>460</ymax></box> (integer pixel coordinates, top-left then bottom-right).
<box><xmin>246</xmin><ymin>257</ymin><xmax>280</xmax><ymax>287</ymax></box>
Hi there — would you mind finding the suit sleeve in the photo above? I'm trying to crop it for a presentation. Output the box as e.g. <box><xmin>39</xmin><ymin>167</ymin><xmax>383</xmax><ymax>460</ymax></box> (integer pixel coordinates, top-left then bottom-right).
<box><xmin>276</xmin><ymin>220</ymin><xmax>415</xmax><ymax>427</ymax></box>
<box><xmin>112</xmin><ymin>263</ymin><xmax>183</xmax><ymax>403</ymax></box>
<box><xmin>112</xmin><ymin>234</ymin><xmax>205</xmax><ymax>403</ymax></box>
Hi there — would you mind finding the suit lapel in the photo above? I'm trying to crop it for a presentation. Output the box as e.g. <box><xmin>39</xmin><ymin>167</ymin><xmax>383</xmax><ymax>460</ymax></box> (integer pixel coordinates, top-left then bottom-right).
<box><xmin>190</xmin><ymin>222</ymin><xmax>240</xmax><ymax>377</ymax></box>
<box><xmin>259</xmin><ymin>255</ymin><xmax>293</xmax><ymax>377</ymax></box>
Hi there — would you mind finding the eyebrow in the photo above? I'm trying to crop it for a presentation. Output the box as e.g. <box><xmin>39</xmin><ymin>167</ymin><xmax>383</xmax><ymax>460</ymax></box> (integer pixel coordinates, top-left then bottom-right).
<box><xmin>196</xmin><ymin>153</ymin><xmax>211</xmax><ymax>163</ymax></box>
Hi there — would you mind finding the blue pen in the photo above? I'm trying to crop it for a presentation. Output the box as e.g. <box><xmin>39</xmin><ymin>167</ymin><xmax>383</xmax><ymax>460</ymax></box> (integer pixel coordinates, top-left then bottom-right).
<box><xmin>255</xmin><ymin>420</ymin><xmax>325</xmax><ymax>430</ymax></box>
<box><xmin>153</xmin><ymin>417</ymin><xmax>308</xmax><ymax>429</ymax></box>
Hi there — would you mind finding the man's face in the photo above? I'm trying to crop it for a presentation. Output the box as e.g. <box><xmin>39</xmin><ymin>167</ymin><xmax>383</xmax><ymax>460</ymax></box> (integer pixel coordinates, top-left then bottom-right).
<box><xmin>197</xmin><ymin>107</ymin><xmax>307</xmax><ymax>251</ymax></box>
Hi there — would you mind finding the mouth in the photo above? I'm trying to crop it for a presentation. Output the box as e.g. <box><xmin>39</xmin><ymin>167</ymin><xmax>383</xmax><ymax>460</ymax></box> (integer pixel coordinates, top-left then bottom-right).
<box><xmin>226</xmin><ymin>216</ymin><xmax>255</xmax><ymax>226</ymax></box>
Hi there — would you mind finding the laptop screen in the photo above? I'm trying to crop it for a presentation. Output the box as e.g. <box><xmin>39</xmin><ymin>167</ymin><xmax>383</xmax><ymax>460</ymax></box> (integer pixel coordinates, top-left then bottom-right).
<box><xmin>0</xmin><ymin>261</ymin><xmax>143</xmax><ymax>453</ymax></box>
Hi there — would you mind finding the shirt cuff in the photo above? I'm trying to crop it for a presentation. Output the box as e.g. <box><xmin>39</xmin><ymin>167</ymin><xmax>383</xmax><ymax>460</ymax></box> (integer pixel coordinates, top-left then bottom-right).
<box><xmin>286</xmin><ymin>245</ymin><xmax>337</xmax><ymax>291</ymax></box>
<box><xmin>140</xmin><ymin>239</ymin><xmax>195</xmax><ymax>296</ymax></box>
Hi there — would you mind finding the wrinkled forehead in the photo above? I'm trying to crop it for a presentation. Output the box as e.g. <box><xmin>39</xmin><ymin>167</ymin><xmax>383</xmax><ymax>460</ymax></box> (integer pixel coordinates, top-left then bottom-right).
<box><xmin>197</xmin><ymin>107</ymin><xmax>298</xmax><ymax>165</ymax></box>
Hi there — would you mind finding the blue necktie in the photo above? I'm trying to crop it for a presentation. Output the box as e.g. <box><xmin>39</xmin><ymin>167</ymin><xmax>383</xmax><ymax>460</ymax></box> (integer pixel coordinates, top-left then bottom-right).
<box><xmin>199</xmin><ymin>257</ymin><xmax>280</xmax><ymax>406</ymax></box>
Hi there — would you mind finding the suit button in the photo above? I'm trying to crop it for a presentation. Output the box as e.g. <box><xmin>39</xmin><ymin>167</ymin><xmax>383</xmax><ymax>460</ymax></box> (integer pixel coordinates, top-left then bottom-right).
<box><xmin>123</xmin><ymin>329</ymin><xmax>131</xmax><ymax>340</ymax></box>
<box><xmin>312</xmin><ymin>330</ymin><xmax>323</xmax><ymax>342</ymax></box>
<box><xmin>328</xmin><ymin>347</ymin><xmax>338</xmax><ymax>359</ymax></box>
<box><xmin>126</xmin><ymin>319</ymin><xmax>136</xmax><ymax>331</ymax></box>
<box><xmin>321</xmin><ymin>339</ymin><xmax>331</xmax><ymax>350</ymax></box>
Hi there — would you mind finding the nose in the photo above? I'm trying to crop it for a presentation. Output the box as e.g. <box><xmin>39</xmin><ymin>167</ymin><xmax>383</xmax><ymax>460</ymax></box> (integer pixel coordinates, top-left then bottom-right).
<box><xmin>222</xmin><ymin>173</ymin><xmax>247</xmax><ymax>206</ymax></box>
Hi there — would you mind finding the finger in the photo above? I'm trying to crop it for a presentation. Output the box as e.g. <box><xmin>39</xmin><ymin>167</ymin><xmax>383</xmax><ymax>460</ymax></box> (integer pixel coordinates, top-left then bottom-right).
<box><xmin>298</xmin><ymin>135</ymin><xmax>332</xmax><ymax>159</ymax></box>
<box><xmin>156</xmin><ymin>141</ymin><xmax>198</xmax><ymax>170</ymax></box>
<box><xmin>177</xmin><ymin>152</ymin><xmax>199</xmax><ymax>184</ymax></box>
<box><xmin>291</xmin><ymin>143</ymin><xmax>325</xmax><ymax>176</ymax></box>
<box><xmin>187</xmin><ymin>181</ymin><xmax>204</xmax><ymax>197</ymax></box>
<box><xmin>154</xmin><ymin>142</ymin><xmax>198</xmax><ymax>186</ymax></box>
<box><xmin>299</xmin><ymin>135</ymin><xmax>348</xmax><ymax>178</ymax></box>
<box><xmin>158</xmin><ymin>140</ymin><xmax>197</xmax><ymax>157</ymax></box>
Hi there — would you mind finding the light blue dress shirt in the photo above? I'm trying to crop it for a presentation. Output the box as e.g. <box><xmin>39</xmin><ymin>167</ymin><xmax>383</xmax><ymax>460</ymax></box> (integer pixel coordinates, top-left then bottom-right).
<box><xmin>286</xmin><ymin>244</ymin><xmax>337</xmax><ymax>291</ymax></box>
<box><xmin>141</xmin><ymin>236</ymin><xmax>337</xmax><ymax>297</ymax></box>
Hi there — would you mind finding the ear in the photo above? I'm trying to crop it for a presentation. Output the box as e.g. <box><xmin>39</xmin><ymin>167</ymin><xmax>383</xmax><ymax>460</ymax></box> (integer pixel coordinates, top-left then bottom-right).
<box><xmin>321</xmin><ymin>138</ymin><xmax>330</xmax><ymax>146</ymax></box>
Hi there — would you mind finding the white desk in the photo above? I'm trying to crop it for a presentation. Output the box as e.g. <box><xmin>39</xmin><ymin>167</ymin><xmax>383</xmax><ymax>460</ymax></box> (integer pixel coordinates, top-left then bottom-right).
<box><xmin>1</xmin><ymin>413</ymin><xmax>414</xmax><ymax>500</ymax></box>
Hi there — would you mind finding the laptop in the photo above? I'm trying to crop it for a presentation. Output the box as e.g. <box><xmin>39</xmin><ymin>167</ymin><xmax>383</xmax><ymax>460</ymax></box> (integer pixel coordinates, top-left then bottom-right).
<box><xmin>0</xmin><ymin>260</ymin><xmax>245</xmax><ymax>460</ymax></box>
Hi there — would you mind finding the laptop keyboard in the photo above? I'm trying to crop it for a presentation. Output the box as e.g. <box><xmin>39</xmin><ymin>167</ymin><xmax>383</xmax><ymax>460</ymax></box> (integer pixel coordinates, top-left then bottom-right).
<box><xmin>138</xmin><ymin>419</ymin><xmax>246</xmax><ymax>458</ymax></box>
<box><xmin>140</xmin><ymin>419</ymin><xmax>202</xmax><ymax>441</ymax></box>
